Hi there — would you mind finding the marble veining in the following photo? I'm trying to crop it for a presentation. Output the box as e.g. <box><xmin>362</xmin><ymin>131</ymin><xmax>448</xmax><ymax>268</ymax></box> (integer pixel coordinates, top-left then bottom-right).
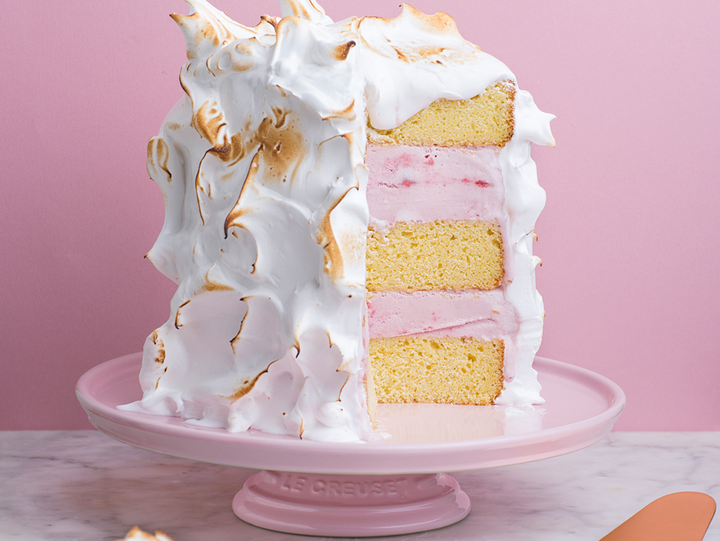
<box><xmin>0</xmin><ymin>431</ymin><xmax>718</xmax><ymax>540</ymax></box>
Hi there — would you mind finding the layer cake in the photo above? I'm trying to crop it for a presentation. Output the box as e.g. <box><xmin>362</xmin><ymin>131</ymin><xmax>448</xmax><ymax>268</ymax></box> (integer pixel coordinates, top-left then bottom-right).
<box><xmin>120</xmin><ymin>0</ymin><xmax>554</xmax><ymax>442</ymax></box>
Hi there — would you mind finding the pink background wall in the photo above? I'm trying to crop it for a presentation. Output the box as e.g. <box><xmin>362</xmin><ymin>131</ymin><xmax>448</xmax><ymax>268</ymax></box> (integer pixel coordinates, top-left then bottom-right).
<box><xmin>2</xmin><ymin>0</ymin><xmax>718</xmax><ymax>431</ymax></box>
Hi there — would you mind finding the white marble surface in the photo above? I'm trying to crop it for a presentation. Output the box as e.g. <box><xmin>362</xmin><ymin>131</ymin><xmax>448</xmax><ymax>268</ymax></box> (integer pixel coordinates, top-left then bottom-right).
<box><xmin>0</xmin><ymin>430</ymin><xmax>717</xmax><ymax>540</ymax></box>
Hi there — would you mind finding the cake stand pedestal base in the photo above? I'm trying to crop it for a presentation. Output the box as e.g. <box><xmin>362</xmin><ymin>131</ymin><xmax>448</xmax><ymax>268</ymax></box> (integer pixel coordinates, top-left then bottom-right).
<box><xmin>233</xmin><ymin>470</ymin><xmax>470</xmax><ymax>537</ymax></box>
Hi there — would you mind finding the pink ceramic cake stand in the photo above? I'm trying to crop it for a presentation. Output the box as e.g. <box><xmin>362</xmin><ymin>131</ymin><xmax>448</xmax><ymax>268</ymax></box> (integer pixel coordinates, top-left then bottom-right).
<box><xmin>76</xmin><ymin>353</ymin><xmax>624</xmax><ymax>537</ymax></box>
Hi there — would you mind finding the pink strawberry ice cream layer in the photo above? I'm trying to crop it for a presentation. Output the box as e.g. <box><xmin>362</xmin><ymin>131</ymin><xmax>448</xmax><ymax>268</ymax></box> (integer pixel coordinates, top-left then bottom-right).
<box><xmin>367</xmin><ymin>290</ymin><xmax>519</xmax><ymax>339</ymax></box>
<box><xmin>365</xmin><ymin>144</ymin><xmax>517</xmax><ymax>346</ymax></box>
<box><xmin>365</xmin><ymin>144</ymin><xmax>506</xmax><ymax>224</ymax></box>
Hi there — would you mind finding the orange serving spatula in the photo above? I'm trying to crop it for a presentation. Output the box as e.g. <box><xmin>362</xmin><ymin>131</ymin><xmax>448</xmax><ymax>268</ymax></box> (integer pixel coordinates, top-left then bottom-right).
<box><xmin>601</xmin><ymin>492</ymin><xmax>716</xmax><ymax>541</ymax></box>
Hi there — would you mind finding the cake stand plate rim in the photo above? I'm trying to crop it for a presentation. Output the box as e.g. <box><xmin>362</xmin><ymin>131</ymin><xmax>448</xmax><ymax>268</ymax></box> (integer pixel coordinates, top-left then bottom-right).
<box><xmin>76</xmin><ymin>352</ymin><xmax>625</xmax><ymax>474</ymax></box>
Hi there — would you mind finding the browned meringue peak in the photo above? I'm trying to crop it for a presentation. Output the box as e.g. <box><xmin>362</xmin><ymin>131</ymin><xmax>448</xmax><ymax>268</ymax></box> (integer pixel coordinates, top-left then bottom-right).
<box><xmin>118</xmin><ymin>526</ymin><xmax>176</xmax><ymax>541</ymax></box>
<box><xmin>171</xmin><ymin>0</ymin><xmax>275</xmax><ymax>61</ymax></box>
<box><xmin>358</xmin><ymin>3</ymin><xmax>470</xmax><ymax>58</ymax></box>
<box><xmin>279</xmin><ymin>0</ymin><xmax>333</xmax><ymax>24</ymax></box>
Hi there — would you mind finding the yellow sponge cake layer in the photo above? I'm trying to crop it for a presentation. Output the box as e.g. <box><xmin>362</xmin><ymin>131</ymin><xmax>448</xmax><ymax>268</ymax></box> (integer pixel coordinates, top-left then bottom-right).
<box><xmin>369</xmin><ymin>336</ymin><xmax>504</xmax><ymax>405</ymax></box>
<box><xmin>366</xmin><ymin>220</ymin><xmax>504</xmax><ymax>292</ymax></box>
<box><xmin>367</xmin><ymin>81</ymin><xmax>515</xmax><ymax>147</ymax></box>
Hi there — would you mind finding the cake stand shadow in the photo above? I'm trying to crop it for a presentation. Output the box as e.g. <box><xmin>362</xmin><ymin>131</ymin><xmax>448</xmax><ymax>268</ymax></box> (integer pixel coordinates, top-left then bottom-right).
<box><xmin>76</xmin><ymin>353</ymin><xmax>624</xmax><ymax>537</ymax></box>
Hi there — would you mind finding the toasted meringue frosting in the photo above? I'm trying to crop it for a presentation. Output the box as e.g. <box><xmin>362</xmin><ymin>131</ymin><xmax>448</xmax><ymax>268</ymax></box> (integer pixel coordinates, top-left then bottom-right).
<box><xmin>118</xmin><ymin>526</ymin><xmax>175</xmax><ymax>541</ymax></box>
<box><xmin>119</xmin><ymin>0</ymin><xmax>554</xmax><ymax>442</ymax></box>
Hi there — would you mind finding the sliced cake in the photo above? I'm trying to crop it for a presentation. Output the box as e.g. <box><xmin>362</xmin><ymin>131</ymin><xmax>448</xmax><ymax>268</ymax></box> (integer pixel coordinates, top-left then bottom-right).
<box><xmin>120</xmin><ymin>0</ymin><xmax>554</xmax><ymax>442</ymax></box>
